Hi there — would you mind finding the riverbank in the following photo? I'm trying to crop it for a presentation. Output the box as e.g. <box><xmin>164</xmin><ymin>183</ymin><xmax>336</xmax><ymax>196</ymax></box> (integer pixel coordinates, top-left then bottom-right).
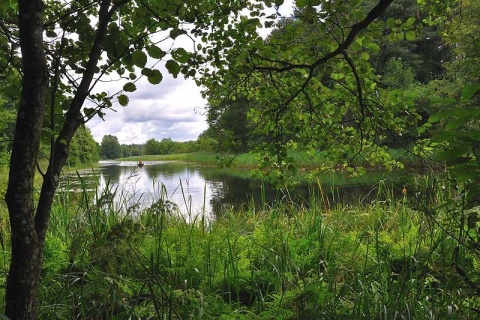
<box><xmin>0</xmin><ymin>179</ymin><xmax>477</xmax><ymax>318</ymax></box>
<box><xmin>119</xmin><ymin>148</ymin><xmax>433</xmax><ymax>171</ymax></box>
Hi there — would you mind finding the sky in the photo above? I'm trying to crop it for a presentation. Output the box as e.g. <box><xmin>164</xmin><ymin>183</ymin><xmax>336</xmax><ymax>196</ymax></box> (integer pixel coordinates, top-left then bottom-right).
<box><xmin>87</xmin><ymin>1</ymin><xmax>295</xmax><ymax>145</ymax></box>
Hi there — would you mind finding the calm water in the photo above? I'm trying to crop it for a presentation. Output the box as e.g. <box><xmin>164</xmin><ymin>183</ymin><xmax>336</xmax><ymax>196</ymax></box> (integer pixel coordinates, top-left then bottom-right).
<box><xmin>65</xmin><ymin>160</ymin><xmax>411</xmax><ymax>218</ymax></box>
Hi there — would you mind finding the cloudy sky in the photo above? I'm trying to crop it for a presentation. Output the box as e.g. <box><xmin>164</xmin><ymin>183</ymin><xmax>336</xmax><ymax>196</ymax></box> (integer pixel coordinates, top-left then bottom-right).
<box><xmin>87</xmin><ymin>1</ymin><xmax>295</xmax><ymax>145</ymax></box>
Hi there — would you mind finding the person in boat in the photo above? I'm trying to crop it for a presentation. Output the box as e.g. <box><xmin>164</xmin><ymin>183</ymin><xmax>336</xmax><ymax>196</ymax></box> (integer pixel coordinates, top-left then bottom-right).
<box><xmin>138</xmin><ymin>160</ymin><xmax>144</xmax><ymax>166</ymax></box>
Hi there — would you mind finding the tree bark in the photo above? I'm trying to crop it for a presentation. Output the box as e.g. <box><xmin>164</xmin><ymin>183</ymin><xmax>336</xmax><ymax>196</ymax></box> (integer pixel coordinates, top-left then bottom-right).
<box><xmin>5</xmin><ymin>0</ymin><xmax>118</xmax><ymax>318</ymax></box>
<box><xmin>4</xmin><ymin>0</ymin><xmax>49</xmax><ymax>319</ymax></box>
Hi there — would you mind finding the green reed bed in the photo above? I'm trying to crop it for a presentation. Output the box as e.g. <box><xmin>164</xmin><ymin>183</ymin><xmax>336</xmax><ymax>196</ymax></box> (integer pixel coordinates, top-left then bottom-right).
<box><xmin>1</xmin><ymin>178</ymin><xmax>479</xmax><ymax>319</ymax></box>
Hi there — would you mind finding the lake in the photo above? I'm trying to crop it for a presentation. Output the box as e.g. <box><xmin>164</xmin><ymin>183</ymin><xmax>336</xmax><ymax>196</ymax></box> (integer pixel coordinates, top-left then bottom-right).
<box><xmin>63</xmin><ymin>160</ymin><xmax>413</xmax><ymax>219</ymax></box>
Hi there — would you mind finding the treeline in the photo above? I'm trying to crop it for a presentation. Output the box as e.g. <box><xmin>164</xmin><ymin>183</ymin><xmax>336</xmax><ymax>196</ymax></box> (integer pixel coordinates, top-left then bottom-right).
<box><xmin>98</xmin><ymin>134</ymin><xmax>217</xmax><ymax>160</ymax></box>
<box><xmin>0</xmin><ymin>99</ymin><xmax>99</xmax><ymax>167</ymax></box>
<box><xmin>1</xmin><ymin>97</ymin><xmax>218</xmax><ymax>164</ymax></box>
<box><xmin>0</xmin><ymin>98</ymin><xmax>218</xmax><ymax>164</ymax></box>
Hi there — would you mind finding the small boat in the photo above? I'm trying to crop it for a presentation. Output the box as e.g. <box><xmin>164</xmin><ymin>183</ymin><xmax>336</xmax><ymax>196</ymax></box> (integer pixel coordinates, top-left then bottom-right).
<box><xmin>137</xmin><ymin>161</ymin><xmax>144</xmax><ymax>167</ymax></box>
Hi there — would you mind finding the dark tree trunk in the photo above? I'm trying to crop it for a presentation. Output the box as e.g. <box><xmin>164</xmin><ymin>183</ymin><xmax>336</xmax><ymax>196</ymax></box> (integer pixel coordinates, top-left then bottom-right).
<box><xmin>5</xmin><ymin>0</ymin><xmax>116</xmax><ymax>318</ymax></box>
<box><xmin>4</xmin><ymin>0</ymin><xmax>49</xmax><ymax>319</ymax></box>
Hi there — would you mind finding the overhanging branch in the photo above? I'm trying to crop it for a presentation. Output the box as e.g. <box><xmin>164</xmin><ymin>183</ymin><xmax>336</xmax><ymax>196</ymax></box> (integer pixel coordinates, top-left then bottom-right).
<box><xmin>252</xmin><ymin>0</ymin><xmax>393</xmax><ymax>73</ymax></box>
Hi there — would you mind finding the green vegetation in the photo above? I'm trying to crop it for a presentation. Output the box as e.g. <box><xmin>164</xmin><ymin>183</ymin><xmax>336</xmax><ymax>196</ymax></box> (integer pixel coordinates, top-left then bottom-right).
<box><xmin>100</xmin><ymin>135</ymin><xmax>123</xmax><ymax>160</ymax></box>
<box><xmin>68</xmin><ymin>127</ymin><xmax>100</xmax><ymax>166</ymax></box>
<box><xmin>1</xmin><ymin>0</ymin><xmax>479</xmax><ymax>318</ymax></box>
<box><xmin>121</xmin><ymin>148</ymin><xmax>424</xmax><ymax>172</ymax></box>
<box><xmin>120</xmin><ymin>152</ymin><xmax>217</xmax><ymax>164</ymax></box>
<box><xmin>1</xmin><ymin>178</ymin><xmax>478</xmax><ymax>318</ymax></box>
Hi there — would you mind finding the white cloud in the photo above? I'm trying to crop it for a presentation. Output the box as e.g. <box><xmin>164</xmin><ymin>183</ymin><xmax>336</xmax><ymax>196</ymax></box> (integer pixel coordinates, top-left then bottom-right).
<box><xmin>87</xmin><ymin>67</ymin><xmax>207</xmax><ymax>144</ymax></box>
<box><xmin>87</xmin><ymin>0</ymin><xmax>294</xmax><ymax>145</ymax></box>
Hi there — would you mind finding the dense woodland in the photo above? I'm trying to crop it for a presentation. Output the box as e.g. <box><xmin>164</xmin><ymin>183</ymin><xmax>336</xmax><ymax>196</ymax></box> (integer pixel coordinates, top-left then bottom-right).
<box><xmin>0</xmin><ymin>0</ymin><xmax>479</xmax><ymax>319</ymax></box>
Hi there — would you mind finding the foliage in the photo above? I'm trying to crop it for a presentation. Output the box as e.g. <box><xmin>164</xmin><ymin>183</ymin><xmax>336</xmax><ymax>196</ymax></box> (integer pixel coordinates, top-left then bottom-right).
<box><xmin>381</xmin><ymin>58</ymin><xmax>417</xmax><ymax>89</ymax></box>
<box><xmin>144</xmin><ymin>137</ymin><xmax>176</xmax><ymax>155</ymax></box>
<box><xmin>121</xmin><ymin>143</ymin><xmax>143</xmax><ymax>158</ymax></box>
<box><xmin>143</xmin><ymin>138</ymin><xmax>161</xmax><ymax>155</ymax></box>
<box><xmin>99</xmin><ymin>135</ymin><xmax>122</xmax><ymax>159</ymax></box>
<box><xmin>365</xmin><ymin>0</ymin><xmax>452</xmax><ymax>84</ymax></box>
<box><xmin>0</xmin><ymin>95</ymin><xmax>16</xmax><ymax>167</ymax></box>
<box><xmin>68</xmin><ymin>126</ymin><xmax>99</xmax><ymax>165</ymax></box>
<box><xmin>1</xmin><ymin>0</ymin><xmax>478</xmax><ymax>317</ymax></box>
<box><xmin>1</xmin><ymin>0</ymin><xmax>285</xmax><ymax>314</ymax></box>
<box><xmin>200</xmin><ymin>0</ymin><xmax>455</xmax><ymax>177</ymax></box>
<box><xmin>143</xmin><ymin>137</ymin><xmax>201</xmax><ymax>155</ymax></box>
<box><xmin>203</xmin><ymin>96</ymin><xmax>252</xmax><ymax>152</ymax></box>
<box><xmin>418</xmin><ymin>0</ymin><xmax>480</xmax><ymax>249</ymax></box>
<box><xmin>202</xmin><ymin>0</ymin><xmax>428</xmax><ymax>184</ymax></box>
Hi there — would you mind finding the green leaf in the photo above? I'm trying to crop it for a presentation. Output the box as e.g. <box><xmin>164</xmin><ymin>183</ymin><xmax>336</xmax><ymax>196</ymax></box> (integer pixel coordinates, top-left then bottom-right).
<box><xmin>147</xmin><ymin>69</ymin><xmax>163</xmax><ymax>84</ymax></box>
<box><xmin>165</xmin><ymin>60</ymin><xmax>180</xmax><ymax>78</ymax></box>
<box><xmin>264</xmin><ymin>20</ymin><xmax>275</xmax><ymax>28</ymax></box>
<box><xmin>296</xmin><ymin>0</ymin><xmax>308</xmax><ymax>7</ymax></box>
<box><xmin>361</xmin><ymin>52</ymin><xmax>370</xmax><ymax>61</ymax></box>
<box><xmin>146</xmin><ymin>45</ymin><xmax>166</xmax><ymax>59</ymax></box>
<box><xmin>83</xmin><ymin>107</ymin><xmax>96</xmax><ymax>118</ymax></box>
<box><xmin>405</xmin><ymin>30</ymin><xmax>416</xmax><ymax>41</ymax></box>
<box><xmin>132</xmin><ymin>51</ymin><xmax>147</xmax><ymax>68</ymax></box>
<box><xmin>405</xmin><ymin>17</ymin><xmax>416</xmax><ymax>27</ymax></box>
<box><xmin>428</xmin><ymin>109</ymin><xmax>456</xmax><ymax>123</ymax></box>
<box><xmin>253</xmin><ymin>37</ymin><xmax>264</xmax><ymax>48</ymax></box>
<box><xmin>172</xmin><ymin>48</ymin><xmax>190</xmax><ymax>63</ymax></box>
<box><xmin>170</xmin><ymin>28</ymin><xmax>187</xmax><ymax>39</ymax></box>
<box><xmin>46</xmin><ymin>30</ymin><xmax>57</xmax><ymax>38</ymax></box>
<box><xmin>366</xmin><ymin>42</ymin><xmax>380</xmax><ymax>52</ymax></box>
<box><xmin>461</xmin><ymin>84</ymin><xmax>480</xmax><ymax>101</ymax></box>
<box><xmin>445</xmin><ymin>119</ymin><xmax>464</xmax><ymax>131</ymax></box>
<box><xmin>3</xmin><ymin>84</ymin><xmax>20</xmax><ymax>98</ymax></box>
<box><xmin>123</xmin><ymin>82</ymin><xmax>137</xmax><ymax>92</ymax></box>
<box><xmin>141</xmin><ymin>68</ymin><xmax>154</xmax><ymax>77</ymax></box>
<box><xmin>117</xmin><ymin>94</ymin><xmax>129</xmax><ymax>106</ymax></box>
<box><xmin>386</xmin><ymin>18</ymin><xmax>396</xmax><ymax>29</ymax></box>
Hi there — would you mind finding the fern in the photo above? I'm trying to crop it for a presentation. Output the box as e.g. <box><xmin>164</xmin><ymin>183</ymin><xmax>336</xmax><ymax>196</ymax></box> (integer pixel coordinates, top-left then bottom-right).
<box><xmin>260</xmin><ymin>304</ymin><xmax>294</xmax><ymax>320</ymax></box>
<box><xmin>259</xmin><ymin>291</ymin><xmax>296</xmax><ymax>320</ymax></box>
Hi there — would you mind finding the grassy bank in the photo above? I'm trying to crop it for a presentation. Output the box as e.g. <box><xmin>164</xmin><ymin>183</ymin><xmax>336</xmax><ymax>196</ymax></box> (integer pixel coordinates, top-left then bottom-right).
<box><xmin>120</xmin><ymin>152</ymin><xmax>256</xmax><ymax>167</ymax></box>
<box><xmin>1</xmin><ymin>178</ymin><xmax>478</xmax><ymax>319</ymax></box>
<box><xmin>120</xmin><ymin>148</ymin><xmax>430</xmax><ymax>171</ymax></box>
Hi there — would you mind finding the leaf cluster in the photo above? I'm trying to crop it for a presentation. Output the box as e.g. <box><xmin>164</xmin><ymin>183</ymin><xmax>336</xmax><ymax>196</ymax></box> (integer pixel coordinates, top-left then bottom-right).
<box><xmin>203</xmin><ymin>0</ymin><xmax>424</xmax><ymax>183</ymax></box>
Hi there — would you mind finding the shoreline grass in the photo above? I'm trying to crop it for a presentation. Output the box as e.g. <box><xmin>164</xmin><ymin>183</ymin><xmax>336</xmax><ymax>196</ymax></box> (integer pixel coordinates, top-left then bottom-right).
<box><xmin>1</xmin><ymin>176</ymin><xmax>478</xmax><ymax>319</ymax></box>
<box><xmin>118</xmin><ymin>148</ymin><xmax>436</xmax><ymax>171</ymax></box>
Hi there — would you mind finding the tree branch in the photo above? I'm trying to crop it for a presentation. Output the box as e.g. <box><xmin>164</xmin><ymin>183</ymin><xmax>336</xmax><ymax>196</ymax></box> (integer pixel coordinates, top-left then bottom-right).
<box><xmin>253</xmin><ymin>0</ymin><xmax>393</xmax><ymax>73</ymax></box>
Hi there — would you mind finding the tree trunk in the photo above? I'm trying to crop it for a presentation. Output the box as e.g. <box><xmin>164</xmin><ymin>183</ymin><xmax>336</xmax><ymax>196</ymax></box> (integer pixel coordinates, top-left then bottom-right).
<box><xmin>5</xmin><ymin>0</ymin><xmax>115</xmax><ymax>317</ymax></box>
<box><xmin>4</xmin><ymin>0</ymin><xmax>48</xmax><ymax>319</ymax></box>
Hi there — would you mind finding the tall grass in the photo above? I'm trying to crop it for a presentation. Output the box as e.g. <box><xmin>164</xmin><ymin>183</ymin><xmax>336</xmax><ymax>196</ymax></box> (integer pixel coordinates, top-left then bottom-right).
<box><xmin>1</xmin><ymin>173</ymin><xmax>478</xmax><ymax>319</ymax></box>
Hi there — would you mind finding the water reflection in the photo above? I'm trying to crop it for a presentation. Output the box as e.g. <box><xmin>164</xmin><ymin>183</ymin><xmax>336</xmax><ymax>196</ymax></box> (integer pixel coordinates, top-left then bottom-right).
<box><xmin>96</xmin><ymin>161</ymin><xmax>210</xmax><ymax>218</ymax></box>
<box><xmin>87</xmin><ymin>160</ymin><xmax>407</xmax><ymax>218</ymax></box>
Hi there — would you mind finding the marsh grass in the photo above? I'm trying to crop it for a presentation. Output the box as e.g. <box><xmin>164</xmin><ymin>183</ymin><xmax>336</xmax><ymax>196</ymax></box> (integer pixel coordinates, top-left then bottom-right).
<box><xmin>1</xmin><ymin>172</ymin><xmax>479</xmax><ymax>319</ymax></box>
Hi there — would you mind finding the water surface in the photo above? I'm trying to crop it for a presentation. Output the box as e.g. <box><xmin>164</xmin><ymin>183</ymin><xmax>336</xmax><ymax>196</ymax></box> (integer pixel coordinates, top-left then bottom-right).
<box><xmin>63</xmin><ymin>160</ymin><xmax>410</xmax><ymax>218</ymax></box>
